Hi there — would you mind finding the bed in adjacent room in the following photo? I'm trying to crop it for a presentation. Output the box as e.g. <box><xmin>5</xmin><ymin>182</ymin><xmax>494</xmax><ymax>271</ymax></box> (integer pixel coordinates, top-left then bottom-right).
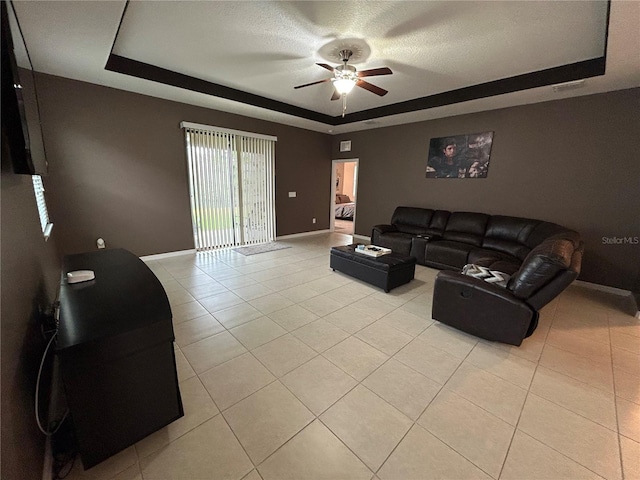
<box><xmin>335</xmin><ymin>194</ymin><xmax>355</xmax><ymax>220</ymax></box>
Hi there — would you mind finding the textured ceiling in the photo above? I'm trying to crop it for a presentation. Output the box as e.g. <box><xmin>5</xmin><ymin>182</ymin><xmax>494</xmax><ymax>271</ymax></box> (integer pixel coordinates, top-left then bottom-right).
<box><xmin>9</xmin><ymin>1</ymin><xmax>640</xmax><ymax>134</ymax></box>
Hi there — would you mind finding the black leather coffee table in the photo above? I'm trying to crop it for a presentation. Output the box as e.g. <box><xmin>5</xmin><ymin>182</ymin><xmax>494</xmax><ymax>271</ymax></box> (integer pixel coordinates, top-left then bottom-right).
<box><xmin>330</xmin><ymin>244</ymin><xmax>416</xmax><ymax>292</ymax></box>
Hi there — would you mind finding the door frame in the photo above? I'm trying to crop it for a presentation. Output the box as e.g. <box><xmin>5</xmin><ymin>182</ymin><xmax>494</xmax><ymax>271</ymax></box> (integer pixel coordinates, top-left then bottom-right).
<box><xmin>330</xmin><ymin>158</ymin><xmax>359</xmax><ymax>233</ymax></box>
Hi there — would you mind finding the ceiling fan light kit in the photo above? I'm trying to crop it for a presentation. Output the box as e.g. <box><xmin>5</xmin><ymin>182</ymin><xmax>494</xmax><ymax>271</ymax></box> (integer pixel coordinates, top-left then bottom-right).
<box><xmin>295</xmin><ymin>47</ymin><xmax>393</xmax><ymax>116</ymax></box>
<box><xmin>332</xmin><ymin>63</ymin><xmax>358</xmax><ymax>95</ymax></box>
<box><xmin>332</xmin><ymin>79</ymin><xmax>356</xmax><ymax>95</ymax></box>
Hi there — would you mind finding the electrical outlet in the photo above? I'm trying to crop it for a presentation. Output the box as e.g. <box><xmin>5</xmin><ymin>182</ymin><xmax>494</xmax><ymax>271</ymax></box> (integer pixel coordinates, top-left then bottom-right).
<box><xmin>312</xmin><ymin>218</ymin><xmax>316</xmax><ymax>224</ymax></box>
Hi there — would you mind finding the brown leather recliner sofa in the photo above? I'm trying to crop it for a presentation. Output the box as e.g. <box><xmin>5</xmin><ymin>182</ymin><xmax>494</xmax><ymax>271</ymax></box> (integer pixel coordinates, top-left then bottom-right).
<box><xmin>372</xmin><ymin>206</ymin><xmax>584</xmax><ymax>345</ymax></box>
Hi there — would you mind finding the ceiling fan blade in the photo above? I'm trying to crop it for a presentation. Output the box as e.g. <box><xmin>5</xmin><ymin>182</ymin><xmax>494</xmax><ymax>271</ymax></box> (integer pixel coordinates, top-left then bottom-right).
<box><xmin>357</xmin><ymin>67</ymin><xmax>393</xmax><ymax>78</ymax></box>
<box><xmin>294</xmin><ymin>78</ymin><xmax>331</xmax><ymax>89</ymax></box>
<box><xmin>316</xmin><ymin>63</ymin><xmax>335</xmax><ymax>72</ymax></box>
<box><xmin>330</xmin><ymin>90</ymin><xmax>341</xmax><ymax>101</ymax></box>
<box><xmin>356</xmin><ymin>79</ymin><xmax>388</xmax><ymax>96</ymax></box>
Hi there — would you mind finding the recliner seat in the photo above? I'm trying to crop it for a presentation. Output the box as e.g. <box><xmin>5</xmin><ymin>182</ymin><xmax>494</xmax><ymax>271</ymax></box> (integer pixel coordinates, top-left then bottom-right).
<box><xmin>372</xmin><ymin>206</ymin><xmax>583</xmax><ymax>345</ymax></box>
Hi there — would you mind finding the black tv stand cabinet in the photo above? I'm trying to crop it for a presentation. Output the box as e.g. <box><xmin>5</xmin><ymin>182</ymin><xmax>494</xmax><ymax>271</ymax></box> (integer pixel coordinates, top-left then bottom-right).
<box><xmin>57</xmin><ymin>248</ymin><xmax>183</xmax><ymax>469</ymax></box>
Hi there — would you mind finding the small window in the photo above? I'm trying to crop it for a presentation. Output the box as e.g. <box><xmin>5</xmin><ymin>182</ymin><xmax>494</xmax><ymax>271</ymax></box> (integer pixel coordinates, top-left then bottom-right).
<box><xmin>32</xmin><ymin>175</ymin><xmax>53</xmax><ymax>240</ymax></box>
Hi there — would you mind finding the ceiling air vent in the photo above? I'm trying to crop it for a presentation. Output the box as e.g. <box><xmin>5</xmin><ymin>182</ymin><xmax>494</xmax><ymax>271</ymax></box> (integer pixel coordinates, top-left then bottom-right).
<box><xmin>552</xmin><ymin>80</ymin><xmax>586</xmax><ymax>93</ymax></box>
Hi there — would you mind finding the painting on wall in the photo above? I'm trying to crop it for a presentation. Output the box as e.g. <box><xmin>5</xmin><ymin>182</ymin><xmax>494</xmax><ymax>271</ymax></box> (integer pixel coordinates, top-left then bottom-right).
<box><xmin>426</xmin><ymin>131</ymin><xmax>494</xmax><ymax>178</ymax></box>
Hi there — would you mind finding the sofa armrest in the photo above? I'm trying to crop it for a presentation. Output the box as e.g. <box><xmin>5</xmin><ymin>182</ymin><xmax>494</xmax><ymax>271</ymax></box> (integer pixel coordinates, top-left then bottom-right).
<box><xmin>410</xmin><ymin>236</ymin><xmax>430</xmax><ymax>264</ymax></box>
<box><xmin>372</xmin><ymin>224</ymin><xmax>397</xmax><ymax>235</ymax></box>
<box><xmin>371</xmin><ymin>224</ymin><xmax>398</xmax><ymax>244</ymax></box>
<box><xmin>432</xmin><ymin>271</ymin><xmax>536</xmax><ymax>346</ymax></box>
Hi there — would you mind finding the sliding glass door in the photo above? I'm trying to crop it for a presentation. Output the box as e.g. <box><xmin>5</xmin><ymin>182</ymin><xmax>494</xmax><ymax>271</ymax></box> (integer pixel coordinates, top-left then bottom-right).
<box><xmin>182</xmin><ymin>123</ymin><xmax>276</xmax><ymax>251</ymax></box>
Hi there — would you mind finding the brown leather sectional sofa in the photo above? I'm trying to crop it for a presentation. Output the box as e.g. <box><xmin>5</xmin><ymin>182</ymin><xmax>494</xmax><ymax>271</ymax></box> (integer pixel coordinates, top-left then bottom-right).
<box><xmin>372</xmin><ymin>206</ymin><xmax>584</xmax><ymax>345</ymax></box>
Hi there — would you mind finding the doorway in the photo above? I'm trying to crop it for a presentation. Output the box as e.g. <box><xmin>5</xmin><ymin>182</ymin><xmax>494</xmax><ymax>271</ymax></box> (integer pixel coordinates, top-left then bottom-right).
<box><xmin>331</xmin><ymin>158</ymin><xmax>359</xmax><ymax>236</ymax></box>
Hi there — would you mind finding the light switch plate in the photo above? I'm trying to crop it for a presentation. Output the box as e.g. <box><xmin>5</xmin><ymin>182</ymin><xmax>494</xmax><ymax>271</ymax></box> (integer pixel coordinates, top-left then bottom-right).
<box><xmin>288</xmin><ymin>191</ymin><xmax>296</xmax><ymax>198</ymax></box>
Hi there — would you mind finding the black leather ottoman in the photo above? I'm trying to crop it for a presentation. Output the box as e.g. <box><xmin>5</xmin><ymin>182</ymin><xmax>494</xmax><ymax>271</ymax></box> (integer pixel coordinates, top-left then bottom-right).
<box><xmin>330</xmin><ymin>245</ymin><xmax>416</xmax><ymax>292</ymax></box>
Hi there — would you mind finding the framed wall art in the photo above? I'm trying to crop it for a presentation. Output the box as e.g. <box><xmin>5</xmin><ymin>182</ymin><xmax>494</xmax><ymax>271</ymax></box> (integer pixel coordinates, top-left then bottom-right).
<box><xmin>426</xmin><ymin>131</ymin><xmax>494</xmax><ymax>178</ymax></box>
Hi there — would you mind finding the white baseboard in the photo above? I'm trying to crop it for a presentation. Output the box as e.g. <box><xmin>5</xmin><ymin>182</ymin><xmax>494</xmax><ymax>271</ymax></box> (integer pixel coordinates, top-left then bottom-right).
<box><xmin>140</xmin><ymin>249</ymin><xmax>197</xmax><ymax>261</ymax></box>
<box><xmin>573</xmin><ymin>280</ymin><xmax>631</xmax><ymax>297</ymax></box>
<box><xmin>276</xmin><ymin>229</ymin><xmax>331</xmax><ymax>240</ymax></box>
<box><xmin>139</xmin><ymin>233</ymin><xmax>341</xmax><ymax>258</ymax></box>
<box><xmin>353</xmin><ymin>234</ymin><xmax>371</xmax><ymax>242</ymax></box>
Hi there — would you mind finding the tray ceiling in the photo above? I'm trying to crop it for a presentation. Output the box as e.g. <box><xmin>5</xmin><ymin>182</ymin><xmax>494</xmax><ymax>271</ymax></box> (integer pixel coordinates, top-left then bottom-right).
<box><xmin>9</xmin><ymin>1</ymin><xmax>640</xmax><ymax>134</ymax></box>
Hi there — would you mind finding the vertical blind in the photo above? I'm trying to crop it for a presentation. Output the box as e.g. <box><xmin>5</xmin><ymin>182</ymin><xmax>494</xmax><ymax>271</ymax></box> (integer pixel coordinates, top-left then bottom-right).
<box><xmin>181</xmin><ymin>122</ymin><xmax>276</xmax><ymax>251</ymax></box>
<box><xmin>31</xmin><ymin>175</ymin><xmax>50</xmax><ymax>234</ymax></box>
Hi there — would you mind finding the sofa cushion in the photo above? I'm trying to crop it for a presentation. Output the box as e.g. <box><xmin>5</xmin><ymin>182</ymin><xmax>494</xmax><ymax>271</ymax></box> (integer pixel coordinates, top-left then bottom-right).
<box><xmin>425</xmin><ymin>241</ymin><xmax>475</xmax><ymax>269</ymax></box>
<box><xmin>443</xmin><ymin>212</ymin><xmax>489</xmax><ymax>247</ymax></box>
<box><xmin>468</xmin><ymin>248</ymin><xmax>519</xmax><ymax>266</ymax></box>
<box><xmin>482</xmin><ymin>216</ymin><xmax>539</xmax><ymax>259</ymax></box>
<box><xmin>424</xmin><ymin>228</ymin><xmax>445</xmax><ymax>238</ymax></box>
<box><xmin>394</xmin><ymin>223</ymin><xmax>427</xmax><ymax>235</ymax></box>
<box><xmin>429</xmin><ymin>210</ymin><xmax>451</xmax><ymax>233</ymax></box>
<box><xmin>525</xmin><ymin>222</ymin><xmax>580</xmax><ymax>249</ymax></box>
<box><xmin>474</xmin><ymin>258</ymin><xmax>522</xmax><ymax>276</ymax></box>
<box><xmin>508</xmin><ymin>236</ymin><xmax>575</xmax><ymax>298</ymax></box>
<box><xmin>375</xmin><ymin>232</ymin><xmax>414</xmax><ymax>256</ymax></box>
<box><xmin>481</xmin><ymin>238</ymin><xmax>531</xmax><ymax>260</ymax></box>
<box><xmin>485</xmin><ymin>216</ymin><xmax>539</xmax><ymax>243</ymax></box>
<box><xmin>488</xmin><ymin>260</ymin><xmax>520</xmax><ymax>275</ymax></box>
<box><xmin>391</xmin><ymin>207</ymin><xmax>434</xmax><ymax>234</ymax></box>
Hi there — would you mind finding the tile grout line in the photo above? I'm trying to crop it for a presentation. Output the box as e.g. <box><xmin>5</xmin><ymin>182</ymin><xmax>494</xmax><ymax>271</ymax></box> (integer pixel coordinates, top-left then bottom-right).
<box><xmin>608</xmin><ymin>308</ymin><xmax>626</xmax><ymax>480</ymax></box>
<box><xmin>192</xmin><ymin>304</ymin><xmax>367</xmax><ymax>473</ymax></box>
<box><xmin>158</xmin><ymin>244</ymin><xmax>433</xmax><ymax>476</ymax></box>
<box><xmin>263</xmin><ymin>374</ymin><xmax>370</xmax><ymax>475</ymax></box>
<box><xmin>213</xmin><ymin>383</ymin><xmax>265</xmax><ymax>476</ymax></box>
<box><xmin>143</xmin><ymin>242</ymin><xmax>632</xmax><ymax>480</ymax></box>
<box><xmin>498</xmin><ymin>297</ymin><xmax>561</xmax><ymax>480</ymax></box>
<box><xmin>523</xmin><ymin>297</ymin><xmax>635</xmax><ymax>445</ymax></box>
<box><xmin>495</xmin><ymin>296</ymin><xmax>615</xmax><ymax>480</ymax></box>
<box><xmin>220</xmin><ymin>376</ymin><xmax>317</xmax><ymax>478</ymax></box>
<box><xmin>240</xmin><ymin>298</ymin><xmax>436</xmax><ymax>476</ymax></box>
<box><xmin>164</xmin><ymin>258</ymin><xmax>273</xmax><ymax>476</ymax></box>
<box><xmin>371</xmin><ymin>345</ymin><xmax>485</xmax><ymax>477</ymax></box>
<box><xmin>320</xmin><ymin>307</ymin><xmax>536</xmax><ymax>476</ymax></box>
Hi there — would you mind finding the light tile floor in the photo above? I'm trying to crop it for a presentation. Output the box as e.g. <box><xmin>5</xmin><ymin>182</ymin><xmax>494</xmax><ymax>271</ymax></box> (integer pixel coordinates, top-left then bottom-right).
<box><xmin>64</xmin><ymin>233</ymin><xmax>640</xmax><ymax>480</ymax></box>
<box><xmin>334</xmin><ymin>219</ymin><xmax>354</xmax><ymax>235</ymax></box>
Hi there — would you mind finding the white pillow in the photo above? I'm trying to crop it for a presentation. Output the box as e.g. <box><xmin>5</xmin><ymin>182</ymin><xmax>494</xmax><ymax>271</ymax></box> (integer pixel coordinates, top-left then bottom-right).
<box><xmin>462</xmin><ymin>264</ymin><xmax>510</xmax><ymax>288</ymax></box>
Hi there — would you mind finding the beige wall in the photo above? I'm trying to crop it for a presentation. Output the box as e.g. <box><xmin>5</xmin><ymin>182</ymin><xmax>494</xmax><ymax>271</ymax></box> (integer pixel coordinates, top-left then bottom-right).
<box><xmin>35</xmin><ymin>73</ymin><xmax>332</xmax><ymax>257</ymax></box>
<box><xmin>343</xmin><ymin>161</ymin><xmax>356</xmax><ymax>200</ymax></box>
<box><xmin>336</xmin><ymin>163</ymin><xmax>344</xmax><ymax>194</ymax></box>
<box><xmin>1</xmin><ymin>140</ymin><xmax>61</xmax><ymax>479</ymax></box>
<box><xmin>333</xmin><ymin>88</ymin><xmax>640</xmax><ymax>291</ymax></box>
<box><xmin>335</xmin><ymin>161</ymin><xmax>356</xmax><ymax>199</ymax></box>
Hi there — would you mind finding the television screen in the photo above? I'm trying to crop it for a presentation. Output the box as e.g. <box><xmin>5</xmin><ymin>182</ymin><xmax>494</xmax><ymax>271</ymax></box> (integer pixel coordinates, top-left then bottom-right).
<box><xmin>1</xmin><ymin>0</ymin><xmax>47</xmax><ymax>175</ymax></box>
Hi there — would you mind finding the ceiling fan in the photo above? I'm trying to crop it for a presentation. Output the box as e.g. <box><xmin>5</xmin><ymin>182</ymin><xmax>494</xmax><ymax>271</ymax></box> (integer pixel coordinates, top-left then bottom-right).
<box><xmin>294</xmin><ymin>49</ymin><xmax>393</xmax><ymax>107</ymax></box>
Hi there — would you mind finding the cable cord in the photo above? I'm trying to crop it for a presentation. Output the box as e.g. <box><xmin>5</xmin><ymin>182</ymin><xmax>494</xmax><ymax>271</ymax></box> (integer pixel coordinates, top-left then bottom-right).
<box><xmin>53</xmin><ymin>452</ymin><xmax>76</xmax><ymax>480</ymax></box>
<box><xmin>35</xmin><ymin>331</ymin><xmax>69</xmax><ymax>436</ymax></box>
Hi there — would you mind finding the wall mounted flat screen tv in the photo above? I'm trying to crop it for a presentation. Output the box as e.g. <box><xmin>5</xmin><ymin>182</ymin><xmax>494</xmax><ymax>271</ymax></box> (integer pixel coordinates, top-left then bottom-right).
<box><xmin>1</xmin><ymin>0</ymin><xmax>47</xmax><ymax>175</ymax></box>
